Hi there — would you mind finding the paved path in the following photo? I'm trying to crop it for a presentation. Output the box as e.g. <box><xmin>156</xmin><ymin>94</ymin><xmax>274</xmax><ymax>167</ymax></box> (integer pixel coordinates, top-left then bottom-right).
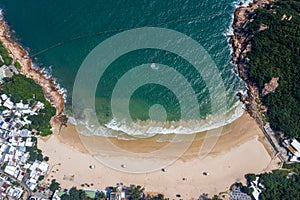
<box><xmin>0</xmin><ymin>169</ymin><xmax>32</xmax><ymax>198</ymax></box>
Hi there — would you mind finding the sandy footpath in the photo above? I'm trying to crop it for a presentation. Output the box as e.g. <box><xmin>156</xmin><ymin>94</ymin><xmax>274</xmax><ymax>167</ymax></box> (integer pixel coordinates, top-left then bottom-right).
<box><xmin>38</xmin><ymin>113</ymin><xmax>279</xmax><ymax>199</ymax></box>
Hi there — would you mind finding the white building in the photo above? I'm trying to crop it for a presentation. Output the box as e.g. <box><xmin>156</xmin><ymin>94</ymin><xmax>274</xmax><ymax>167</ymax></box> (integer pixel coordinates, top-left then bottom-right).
<box><xmin>285</xmin><ymin>139</ymin><xmax>300</xmax><ymax>162</ymax></box>
<box><xmin>38</xmin><ymin>162</ymin><xmax>49</xmax><ymax>173</ymax></box>
<box><xmin>4</xmin><ymin>165</ymin><xmax>18</xmax><ymax>177</ymax></box>
<box><xmin>15</xmin><ymin>101</ymin><xmax>24</xmax><ymax>109</ymax></box>
<box><xmin>25</xmin><ymin>138</ymin><xmax>34</xmax><ymax>147</ymax></box>
<box><xmin>3</xmin><ymin>98</ymin><xmax>14</xmax><ymax>110</ymax></box>
<box><xmin>1</xmin><ymin>94</ymin><xmax>8</xmax><ymax>101</ymax></box>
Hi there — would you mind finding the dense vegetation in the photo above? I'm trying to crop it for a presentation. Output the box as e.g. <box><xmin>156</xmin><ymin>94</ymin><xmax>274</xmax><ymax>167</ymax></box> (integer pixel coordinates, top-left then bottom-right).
<box><xmin>14</xmin><ymin>61</ymin><xmax>22</xmax><ymax>70</ymax></box>
<box><xmin>0</xmin><ymin>40</ymin><xmax>55</xmax><ymax>136</ymax></box>
<box><xmin>0</xmin><ymin>74</ymin><xmax>56</xmax><ymax>136</ymax></box>
<box><xmin>224</xmin><ymin>1</ymin><xmax>300</xmax><ymax>200</ymax></box>
<box><xmin>241</xmin><ymin>163</ymin><xmax>300</xmax><ymax>200</ymax></box>
<box><xmin>49</xmin><ymin>179</ymin><xmax>61</xmax><ymax>192</ymax></box>
<box><xmin>25</xmin><ymin>137</ymin><xmax>44</xmax><ymax>162</ymax></box>
<box><xmin>247</xmin><ymin>0</ymin><xmax>300</xmax><ymax>138</ymax></box>
<box><xmin>259</xmin><ymin>171</ymin><xmax>300</xmax><ymax>200</ymax></box>
<box><xmin>60</xmin><ymin>187</ymin><xmax>106</xmax><ymax>200</ymax></box>
<box><xmin>0</xmin><ymin>41</ymin><xmax>12</xmax><ymax>66</ymax></box>
<box><xmin>60</xmin><ymin>187</ymin><xmax>94</xmax><ymax>200</ymax></box>
<box><xmin>57</xmin><ymin>184</ymin><xmax>165</xmax><ymax>200</ymax></box>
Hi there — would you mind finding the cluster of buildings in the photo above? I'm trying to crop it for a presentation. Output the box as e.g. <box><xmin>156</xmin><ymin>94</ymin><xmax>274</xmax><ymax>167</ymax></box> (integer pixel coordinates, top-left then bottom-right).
<box><xmin>0</xmin><ymin>174</ymin><xmax>24</xmax><ymax>199</ymax></box>
<box><xmin>283</xmin><ymin>139</ymin><xmax>300</xmax><ymax>162</ymax></box>
<box><xmin>0</xmin><ymin>92</ymin><xmax>49</xmax><ymax>199</ymax></box>
<box><xmin>106</xmin><ymin>183</ymin><xmax>129</xmax><ymax>200</ymax></box>
<box><xmin>262</xmin><ymin>120</ymin><xmax>300</xmax><ymax>163</ymax></box>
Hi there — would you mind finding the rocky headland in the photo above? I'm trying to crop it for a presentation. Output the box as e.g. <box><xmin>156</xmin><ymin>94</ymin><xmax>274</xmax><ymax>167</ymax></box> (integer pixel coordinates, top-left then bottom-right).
<box><xmin>0</xmin><ymin>11</ymin><xmax>66</xmax><ymax>126</ymax></box>
<box><xmin>230</xmin><ymin>0</ymin><xmax>276</xmax><ymax>128</ymax></box>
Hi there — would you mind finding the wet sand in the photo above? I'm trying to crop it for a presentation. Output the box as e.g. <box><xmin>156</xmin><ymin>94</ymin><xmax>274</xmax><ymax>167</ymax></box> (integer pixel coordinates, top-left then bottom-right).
<box><xmin>38</xmin><ymin>113</ymin><xmax>280</xmax><ymax>199</ymax></box>
<box><xmin>0</xmin><ymin>3</ymin><xmax>280</xmax><ymax>199</ymax></box>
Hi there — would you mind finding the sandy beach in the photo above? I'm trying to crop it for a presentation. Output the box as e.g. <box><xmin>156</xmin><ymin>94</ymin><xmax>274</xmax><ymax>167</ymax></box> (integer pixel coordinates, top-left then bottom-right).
<box><xmin>38</xmin><ymin>113</ymin><xmax>280</xmax><ymax>199</ymax></box>
<box><xmin>0</xmin><ymin>1</ymin><xmax>280</xmax><ymax>199</ymax></box>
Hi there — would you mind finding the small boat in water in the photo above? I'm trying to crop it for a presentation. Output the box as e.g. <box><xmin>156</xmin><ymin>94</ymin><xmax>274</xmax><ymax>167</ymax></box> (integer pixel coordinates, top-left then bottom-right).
<box><xmin>150</xmin><ymin>62</ymin><xmax>159</xmax><ymax>70</ymax></box>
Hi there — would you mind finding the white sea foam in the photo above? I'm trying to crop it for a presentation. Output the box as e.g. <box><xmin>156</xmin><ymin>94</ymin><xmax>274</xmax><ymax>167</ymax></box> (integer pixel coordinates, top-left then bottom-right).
<box><xmin>68</xmin><ymin>0</ymin><xmax>248</xmax><ymax>141</ymax></box>
<box><xmin>67</xmin><ymin>116</ymin><xmax>77</xmax><ymax>125</ymax></box>
<box><xmin>233</xmin><ymin>0</ymin><xmax>254</xmax><ymax>8</ymax></box>
<box><xmin>224</xmin><ymin>0</ymin><xmax>254</xmax><ymax>38</ymax></box>
<box><xmin>108</xmin><ymin>102</ymin><xmax>244</xmax><ymax>135</ymax></box>
<box><xmin>224</xmin><ymin>0</ymin><xmax>249</xmax><ymax>96</ymax></box>
<box><xmin>30</xmin><ymin>61</ymin><xmax>68</xmax><ymax>103</ymax></box>
<box><xmin>72</xmin><ymin>100</ymin><xmax>245</xmax><ymax>141</ymax></box>
<box><xmin>31</xmin><ymin>62</ymin><xmax>40</xmax><ymax>70</ymax></box>
<box><xmin>18</xmin><ymin>1</ymin><xmax>251</xmax><ymax>141</ymax></box>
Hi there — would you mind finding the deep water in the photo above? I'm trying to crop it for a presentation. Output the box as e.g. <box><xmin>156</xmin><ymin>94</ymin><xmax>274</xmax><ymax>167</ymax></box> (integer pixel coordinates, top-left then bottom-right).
<box><xmin>0</xmin><ymin>0</ymin><xmax>248</xmax><ymax>136</ymax></box>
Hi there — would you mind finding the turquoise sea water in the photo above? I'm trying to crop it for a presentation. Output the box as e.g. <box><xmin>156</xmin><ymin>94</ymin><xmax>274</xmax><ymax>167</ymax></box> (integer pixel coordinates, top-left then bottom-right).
<box><xmin>0</xmin><ymin>0</ymin><xmax>248</xmax><ymax>136</ymax></box>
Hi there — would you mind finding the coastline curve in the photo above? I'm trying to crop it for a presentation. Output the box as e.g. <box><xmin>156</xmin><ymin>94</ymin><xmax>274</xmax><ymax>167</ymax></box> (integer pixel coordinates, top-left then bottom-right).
<box><xmin>72</xmin><ymin>27</ymin><xmax>228</xmax><ymax>173</ymax></box>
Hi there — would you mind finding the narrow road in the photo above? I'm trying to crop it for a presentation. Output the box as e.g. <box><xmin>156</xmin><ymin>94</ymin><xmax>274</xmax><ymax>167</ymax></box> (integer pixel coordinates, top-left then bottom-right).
<box><xmin>0</xmin><ymin>170</ymin><xmax>32</xmax><ymax>199</ymax></box>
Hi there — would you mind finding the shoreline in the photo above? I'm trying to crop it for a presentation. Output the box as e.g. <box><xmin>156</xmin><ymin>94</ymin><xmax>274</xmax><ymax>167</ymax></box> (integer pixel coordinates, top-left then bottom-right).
<box><xmin>38</xmin><ymin>112</ymin><xmax>279</xmax><ymax>199</ymax></box>
<box><xmin>0</xmin><ymin>11</ymin><xmax>65</xmax><ymax>120</ymax></box>
<box><xmin>0</xmin><ymin>1</ymin><xmax>269</xmax><ymax>137</ymax></box>
<box><xmin>229</xmin><ymin>0</ymin><xmax>285</xmax><ymax>162</ymax></box>
<box><xmin>229</xmin><ymin>0</ymin><xmax>275</xmax><ymax>128</ymax></box>
<box><xmin>0</xmin><ymin>1</ymin><xmax>281</xmax><ymax>198</ymax></box>
<box><xmin>0</xmin><ymin>2</ymin><xmax>271</xmax><ymax>135</ymax></box>
<box><xmin>57</xmin><ymin>113</ymin><xmax>276</xmax><ymax>159</ymax></box>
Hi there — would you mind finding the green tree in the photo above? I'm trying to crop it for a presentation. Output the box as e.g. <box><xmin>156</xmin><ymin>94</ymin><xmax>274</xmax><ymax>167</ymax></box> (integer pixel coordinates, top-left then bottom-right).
<box><xmin>245</xmin><ymin>173</ymin><xmax>256</xmax><ymax>184</ymax></box>
<box><xmin>129</xmin><ymin>185</ymin><xmax>144</xmax><ymax>200</ymax></box>
<box><xmin>14</xmin><ymin>61</ymin><xmax>22</xmax><ymax>70</ymax></box>
<box><xmin>60</xmin><ymin>187</ymin><xmax>93</xmax><ymax>200</ymax></box>
<box><xmin>0</xmin><ymin>41</ymin><xmax>12</xmax><ymax>66</ymax></box>
<box><xmin>211</xmin><ymin>195</ymin><xmax>222</xmax><ymax>200</ymax></box>
<box><xmin>1</xmin><ymin>74</ymin><xmax>56</xmax><ymax>136</ymax></box>
<box><xmin>38</xmin><ymin>175</ymin><xmax>44</xmax><ymax>181</ymax></box>
<box><xmin>44</xmin><ymin>156</ymin><xmax>49</xmax><ymax>161</ymax></box>
<box><xmin>49</xmin><ymin>179</ymin><xmax>60</xmax><ymax>192</ymax></box>
<box><xmin>96</xmin><ymin>191</ymin><xmax>106</xmax><ymax>200</ymax></box>
<box><xmin>247</xmin><ymin>0</ymin><xmax>300</xmax><ymax>138</ymax></box>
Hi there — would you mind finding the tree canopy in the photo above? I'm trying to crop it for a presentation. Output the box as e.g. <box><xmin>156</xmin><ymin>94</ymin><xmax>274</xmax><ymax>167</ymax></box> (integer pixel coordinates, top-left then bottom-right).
<box><xmin>0</xmin><ymin>74</ymin><xmax>56</xmax><ymax>136</ymax></box>
<box><xmin>60</xmin><ymin>187</ymin><xmax>93</xmax><ymax>200</ymax></box>
<box><xmin>247</xmin><ymin>0</ymin><xmax>300</xmax><ymax>138</ymax></box>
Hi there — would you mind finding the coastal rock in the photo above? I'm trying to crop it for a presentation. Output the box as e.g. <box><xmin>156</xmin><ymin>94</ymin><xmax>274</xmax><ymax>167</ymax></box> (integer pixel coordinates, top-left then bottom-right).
<box><xmin>0</xmin><ymin>12</ymin><xmax>66</xmax><ymax>122</ymax></box>
<box><xmin>232</xmin><ymin>65</ymin><xmax>238</xmax><ymax>74</ymax></box>
<box><xmin>260</xmin><ymin>105</ymin><xmax>268</xmax><ymax>113</ymax></box>
<box><xmin>231</xmin><ymin>0</ymin><xmax>275</xmax><ymax>128</ymax></box>
<box><xmin>262</xmin><ymin>77</ymin><xmax>279</xmax><ymax>96</ymax></box>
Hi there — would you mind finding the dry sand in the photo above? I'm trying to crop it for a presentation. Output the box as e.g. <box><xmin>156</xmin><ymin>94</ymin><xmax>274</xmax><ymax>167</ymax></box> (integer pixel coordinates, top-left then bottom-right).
<box><xmin>0</xmin><ymin>4</ymin><xmax>279</xmax><ymax>199</ymax></box>
<box><xmin>38</xmin><ymin>113</ymin><xmax>280</xmax><ymax>199</ymax></box>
